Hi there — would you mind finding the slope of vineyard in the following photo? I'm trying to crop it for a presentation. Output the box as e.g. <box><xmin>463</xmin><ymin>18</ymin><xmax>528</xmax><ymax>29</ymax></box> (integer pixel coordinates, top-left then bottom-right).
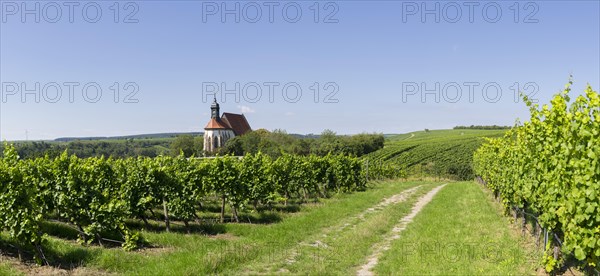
<box><xmin>364</xmin><ymin>129</ymin><xmax>506</xmax><ymax>180</ymax></box>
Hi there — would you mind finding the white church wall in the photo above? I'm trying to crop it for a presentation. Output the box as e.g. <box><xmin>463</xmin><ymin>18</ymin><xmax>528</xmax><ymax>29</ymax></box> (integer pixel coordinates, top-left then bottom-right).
<box><xmin>203</xmin><ymin>129</ymin><xmax>235</xmax><ymax>152</ymax></box>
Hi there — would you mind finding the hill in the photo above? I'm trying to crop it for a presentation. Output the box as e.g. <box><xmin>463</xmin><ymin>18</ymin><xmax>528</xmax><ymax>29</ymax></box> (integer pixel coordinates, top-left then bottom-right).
<box><xmin>364</xmin><ymin>129</ymin><xmax>507</xmax><ymax>180</ymax></box>
<box><xmin>54</xmin><ymin>132</ymin><xmax>204</xmax><ymax>142</ymax></box>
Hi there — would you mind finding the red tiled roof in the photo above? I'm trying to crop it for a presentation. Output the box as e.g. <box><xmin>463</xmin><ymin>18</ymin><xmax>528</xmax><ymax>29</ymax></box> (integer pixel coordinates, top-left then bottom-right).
<box><xmin>221</xmin><ymin>113</ymin><xmax>252</xmax><ymax>136</ymax></box>
<box><xmin>204</xmin><ymin>118</ymin><xmax>232</xmax><ymax>130</ymax></box>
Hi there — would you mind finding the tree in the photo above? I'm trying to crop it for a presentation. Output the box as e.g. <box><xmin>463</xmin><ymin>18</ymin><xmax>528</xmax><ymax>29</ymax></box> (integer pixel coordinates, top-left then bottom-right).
<box><xmin>222</xmin><ymin>137</ymin><xmax>244</xmax><ymax>156</ymax></box>
<box><xmin>170</xmin><ymin>135</ymin><xmax>197</xmax><ymax>157</ymax></box>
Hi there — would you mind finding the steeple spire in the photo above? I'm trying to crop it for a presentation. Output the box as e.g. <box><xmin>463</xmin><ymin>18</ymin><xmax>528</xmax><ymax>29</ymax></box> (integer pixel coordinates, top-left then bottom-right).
<box><xmin>211</xmin><ymin>97</ymin><xmax>220</xmax><ymax>119</ymax></box>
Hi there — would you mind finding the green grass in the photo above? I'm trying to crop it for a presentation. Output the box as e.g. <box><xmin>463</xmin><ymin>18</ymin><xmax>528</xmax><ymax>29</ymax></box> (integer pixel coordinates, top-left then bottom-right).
<box><xmin>240</xmin><ymin>183</ymin><xmax>440</xmax><ymax>275</ymax></box>
<box><xmin>374</xmin><ymin>181</ymin><xmax>539</xmax><ymax>275</ymax></box>
<box><xmin>0</xmin><ymin>262</ymin><xmax>22</xmax><ymax>276</ymax></box>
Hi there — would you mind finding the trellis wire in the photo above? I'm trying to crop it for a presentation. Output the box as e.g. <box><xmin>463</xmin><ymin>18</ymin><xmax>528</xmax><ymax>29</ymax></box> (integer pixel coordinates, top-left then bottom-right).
<box><xmin>475</xmin><ymin>176</ymin><xmax>600</xmax><ymax>275</ymax></box>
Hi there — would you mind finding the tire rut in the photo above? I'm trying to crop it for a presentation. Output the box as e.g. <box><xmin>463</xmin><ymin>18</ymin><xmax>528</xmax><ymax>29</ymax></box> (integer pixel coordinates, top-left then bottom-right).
<box><xmin>248</xmin><ymin>184</ymin><xmax>424</xmax><ymax>274</ymax></box>
<box><xmin>356</xmin><ymin>184</ymin><xmax>447</xmax><ymax>276</ymax></box>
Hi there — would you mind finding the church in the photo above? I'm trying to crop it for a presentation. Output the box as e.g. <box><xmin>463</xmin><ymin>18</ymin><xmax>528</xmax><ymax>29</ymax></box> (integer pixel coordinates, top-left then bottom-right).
<box><xmin>203</xmin><ymin>98</ymin><xmax>252</xmax><ymax>152</ymax></box>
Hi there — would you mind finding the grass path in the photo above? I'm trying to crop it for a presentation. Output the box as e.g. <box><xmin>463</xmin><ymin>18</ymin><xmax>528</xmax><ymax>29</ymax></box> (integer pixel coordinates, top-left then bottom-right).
<box><xmin>238</xmin><ymin>183</ymin><xmax>438</xmax><ymax>275</ymax></box>
<box><xmin>357</xmin><ymin>184</ymin><xmax>447</xmax><ymax>275</ymax></box>
<box><xmin>373</xmin><ymin>181</ymin><xmax>539</xmax><ymax>275</ymax></box>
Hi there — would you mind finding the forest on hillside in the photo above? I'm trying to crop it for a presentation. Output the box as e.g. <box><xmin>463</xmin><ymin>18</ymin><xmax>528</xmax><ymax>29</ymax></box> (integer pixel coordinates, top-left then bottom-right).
<box><xmin>2</xmin><ymin>130</ymin><xmax>384</xmax><ymax>159</ymax></box>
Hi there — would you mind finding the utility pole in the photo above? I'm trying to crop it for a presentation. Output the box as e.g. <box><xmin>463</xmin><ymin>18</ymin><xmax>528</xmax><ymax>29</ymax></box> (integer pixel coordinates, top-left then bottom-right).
<box><xmin>25</xmin><ymin>130</ymin><xmax>29</xmax><ymax>141</ymax></box>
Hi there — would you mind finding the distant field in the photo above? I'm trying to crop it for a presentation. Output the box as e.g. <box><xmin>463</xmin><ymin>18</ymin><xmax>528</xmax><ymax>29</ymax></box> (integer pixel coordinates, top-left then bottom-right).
<box><xmin>364</xmin><ymin>129</ymin><xmax>507</xmax><ymax>180</ymax></box>
<box><xmin>385</xmin><ymin>129</ymin><xmax>506</xmax><ymax>142</ymax></box>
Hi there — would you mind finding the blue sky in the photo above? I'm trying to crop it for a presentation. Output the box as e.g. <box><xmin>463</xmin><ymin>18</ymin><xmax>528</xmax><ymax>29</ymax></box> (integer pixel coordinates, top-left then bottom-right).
<box><xmin>1</xmin><ymin>0</ymin><xmax>599</xmax><ymax>140</ymax></box>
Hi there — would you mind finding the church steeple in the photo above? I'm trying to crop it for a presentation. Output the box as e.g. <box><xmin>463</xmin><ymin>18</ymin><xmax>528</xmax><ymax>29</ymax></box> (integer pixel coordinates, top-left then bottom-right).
<box><xmin>203</xmin><ymin>97</ymin><xmax>252</xmax><ymax>153</ymax></box>
<box><xmin>211</xmin><ymin>97</ymin><xmax>220</xmax><ymax>119</ymax></box>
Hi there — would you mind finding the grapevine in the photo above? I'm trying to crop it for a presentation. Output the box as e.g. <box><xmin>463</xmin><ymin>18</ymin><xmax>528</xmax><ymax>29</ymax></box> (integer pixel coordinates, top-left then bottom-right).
<box><xmin>474</xmin><ymin>81</ymin><xmax>600</xmax><ymax>270</ymax></box>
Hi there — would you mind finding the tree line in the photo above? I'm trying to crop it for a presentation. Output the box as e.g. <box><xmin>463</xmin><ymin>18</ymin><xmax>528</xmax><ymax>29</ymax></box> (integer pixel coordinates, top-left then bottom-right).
<box><xmin>3</xmin><ymin>130</ymin><xmax>384</xmax><ymax>160</ymax></box>
<box><xmin>2</xmin><ymin>139</ymin><xmax>171</xmax><ymax>159</ymax></box>
<box><xmin>453</xmin><ymin>125</ymin><xmax>511</xmax><ymax>130</ymax></box>
<box><xmin>173</xmin><ymin>129</ymin><xmax>385</xmax><ymax>158</ymax></box>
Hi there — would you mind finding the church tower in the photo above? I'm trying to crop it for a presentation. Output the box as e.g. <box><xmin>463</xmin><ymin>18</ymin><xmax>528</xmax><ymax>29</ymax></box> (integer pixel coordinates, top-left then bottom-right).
<box><xmin>211</xmin><ymin>98</ymin><xmax>220</xmax><ymax>119</ymax></box>
<box><xmin>203</xmin><ymin>98</ymin><xmax>235</xmax><ymax>153</ymax></box>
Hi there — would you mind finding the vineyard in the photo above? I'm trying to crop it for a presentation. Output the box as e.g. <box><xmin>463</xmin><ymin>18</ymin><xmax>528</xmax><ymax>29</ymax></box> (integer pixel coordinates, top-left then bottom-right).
<box><xmin>1</xmin><ymin>85</ymin><xmax>597</xmax><ymax>274</ymax></box>
<box><xmin>474</xmin><ymin>82</ymin><xmax>600</xmax><ymax>272</ymax></box>
<box><xmin>364</xmin><ymin>129</ymin><xmax>505</xmax><ymax>180</ymax></box>
<box><xmin>0</xmin><ymin>148</ymin><xmax>365</xmax><ymax>265</ymax></box>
